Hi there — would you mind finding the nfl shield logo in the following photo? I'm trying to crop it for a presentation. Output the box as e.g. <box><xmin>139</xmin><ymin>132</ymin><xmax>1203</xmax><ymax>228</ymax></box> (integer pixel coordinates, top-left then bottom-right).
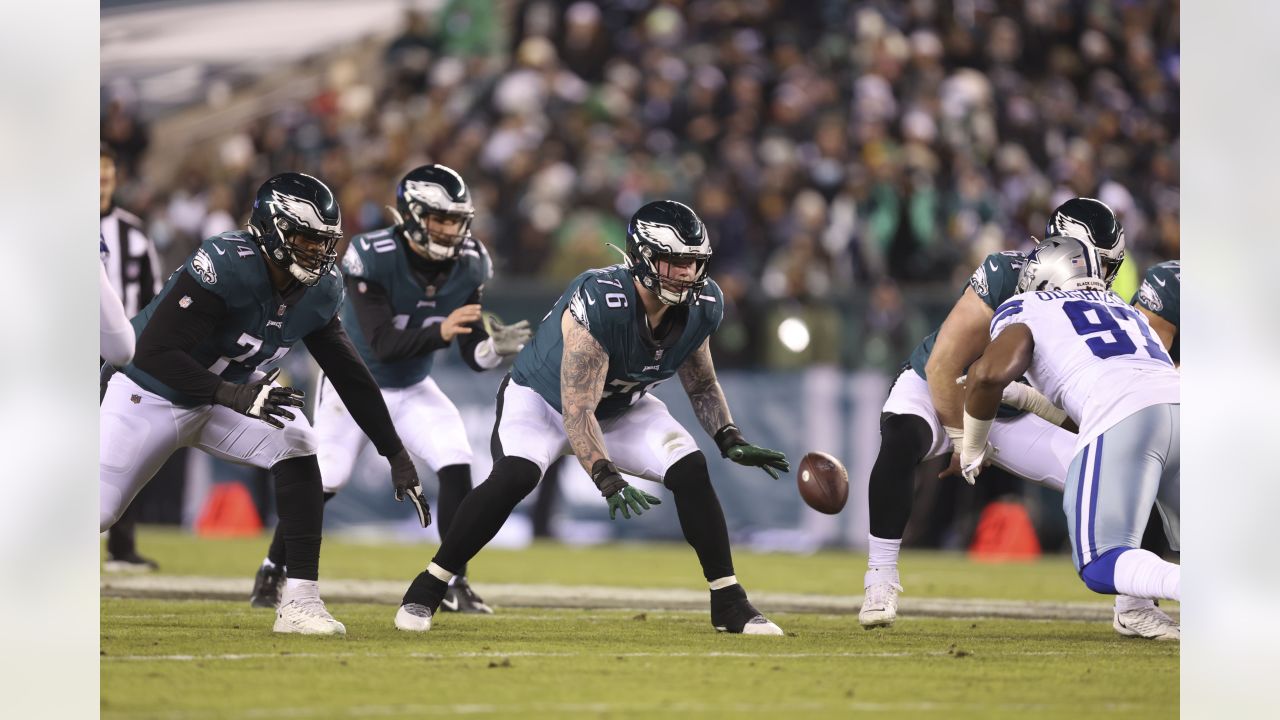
<box><xmin>277</xmin><ymin>304</ymin><xmax>287</xmax><ymax>317</ymax></box>
<box><xmin>654</xmin><ymin>348</ymin><xmax>665</xmax><ymax>361</ymax></box>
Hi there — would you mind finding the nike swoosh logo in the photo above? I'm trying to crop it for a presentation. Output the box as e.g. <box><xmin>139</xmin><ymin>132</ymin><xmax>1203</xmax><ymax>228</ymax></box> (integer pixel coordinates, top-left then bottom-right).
<box><xmin>586</xmin><ymin>294</ymin><xmax>596</xmax><ymax>305</ymax></box>
<box><xmin>440</xmin><ymin>597</ymin><xmax>459</xmax><ymax>611</ymax></box>
<box><xmin>988</xmin><ymin>261</ymin><xmax>998</xmax><ymax>271</ymax></box>
<box><xmin>212</xmin><ymin>243</ymin><xmax>226</xmax><ymax>255</ymax></box>
<box><xmin>1154</xmin><ymin>277</ymin><xmax>1167</xmax><ymax>286</ymax></box>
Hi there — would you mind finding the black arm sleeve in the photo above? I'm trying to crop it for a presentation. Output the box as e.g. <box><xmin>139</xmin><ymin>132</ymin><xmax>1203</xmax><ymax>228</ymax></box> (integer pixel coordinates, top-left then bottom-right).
<box><xmin>132</xmin><ymin>271</ymin><xmax>228</xmax><ymax>404</ymax></box>
<box><xmin>346</xmin><ymin>276</ymin><xmax>450</xmax><ymax>362</ymax></box>
<box><xmin>303</xmin><ymin>314</ymin><xmax>404</xmax><ymax>457</ymax></box>
<box><xmin>455</xmin><ymin>288</ymin><xmax>491</xmax><ymax>372</ymax></box>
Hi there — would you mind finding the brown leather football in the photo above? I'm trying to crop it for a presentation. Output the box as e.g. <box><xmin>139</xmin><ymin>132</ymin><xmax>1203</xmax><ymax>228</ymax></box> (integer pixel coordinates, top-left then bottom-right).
<box><xmin>797</xmin><ymin>451</ymin><xmax>849</xmax><ymax>514</ymax></box>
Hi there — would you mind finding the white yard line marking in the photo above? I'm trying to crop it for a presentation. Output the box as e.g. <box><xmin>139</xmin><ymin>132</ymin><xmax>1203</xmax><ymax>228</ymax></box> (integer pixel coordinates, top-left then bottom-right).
<box><xmin>106</xmin><ymin>649</ymin><xmax>1073</xmax><ymax>663</ymax></box>
<box><xmin>105</xmin><ymin>698</ymin><xmax>1155</xmax><ymax>720</ymax></box>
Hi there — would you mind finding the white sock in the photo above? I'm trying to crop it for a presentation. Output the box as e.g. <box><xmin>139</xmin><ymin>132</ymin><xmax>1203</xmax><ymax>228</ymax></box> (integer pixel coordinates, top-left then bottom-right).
<box><xmin>1113</xmin><ymin>549</ymin><xmax>1180</xmax><ymax>602</ymax></box>
<box><xmin>427</xmin><ymin>562</ymin><xmax>455</xmax><ymax>584</ymax></box>
<box><xmin>868</xmin><ymin>535</ymin><xmax>902</xmax><ymax>571</ymax></box>
<box><xmin>709</xmin><ymin>575</ymin><xmax>738</xmax><ymax>591</ymax></box>
<box><xmin>1115</xmin><ymin>595</ymin><xmax>1156</xmax><ymax>613</ymax></box>
<box><xmin>283</xmin><ymin>578</ymin><xmax>318</xmax><ymax>599</ymax></box>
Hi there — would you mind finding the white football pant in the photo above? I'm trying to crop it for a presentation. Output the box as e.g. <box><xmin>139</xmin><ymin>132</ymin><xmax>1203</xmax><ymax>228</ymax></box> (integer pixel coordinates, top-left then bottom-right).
<box><xmin>313</xmin><ymin>374</ymin><xmax>473</xmax><ymax>493</ymax></box>
<box><xmin>881</xmin><ymin>367</ymin><xmax>1074</xmax><ymax>490</ymax></box>
<box><xmin>492</xmin><ymin>378</ymin><xmax>699</xmax><ymax>483</ymax></box>
<box><xmin>99</xmin><ymin>372</ymin><xmax>318</xmax><ymax>532</ymax></box>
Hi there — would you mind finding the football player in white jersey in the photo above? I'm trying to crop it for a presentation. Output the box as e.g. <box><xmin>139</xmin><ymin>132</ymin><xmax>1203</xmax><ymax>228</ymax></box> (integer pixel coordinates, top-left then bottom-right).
<box><xmin>961</xmin><ymin>236</ymin><xmax>1180</xmax><ymax>637</ymax></box>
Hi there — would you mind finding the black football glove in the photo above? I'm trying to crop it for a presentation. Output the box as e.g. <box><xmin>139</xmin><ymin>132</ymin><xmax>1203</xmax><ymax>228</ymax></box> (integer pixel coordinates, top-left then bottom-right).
<box><xmin>591</xmin><ymin>460</ymin><xmax>661</xmax><ymax>520</ymax></box>
<box><xmin>388</xmin><ymin>448</ymin><xmax>431</xmax><ymax>527</ymax></box>
<box><xmin>212</xmin><ymin>367</ymin><xmax>305</xmax><ymax>429</ymax></box>
<box><xmin>714</xmin><ymin>423</ymin><xmax>790</xmax><ymax>479</ymax></box>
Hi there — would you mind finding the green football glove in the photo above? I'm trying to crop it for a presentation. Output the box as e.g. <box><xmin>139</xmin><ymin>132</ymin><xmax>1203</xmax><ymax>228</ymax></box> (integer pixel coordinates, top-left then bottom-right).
<box><xmin>715</xmin><ymin>423</ymin><xmax>790</xmax><ymax>479</ymax></box>
<box><xmin>591</xmin><ymin>460</ymin><xmax>662</xmax><ymax>520</ymax></box>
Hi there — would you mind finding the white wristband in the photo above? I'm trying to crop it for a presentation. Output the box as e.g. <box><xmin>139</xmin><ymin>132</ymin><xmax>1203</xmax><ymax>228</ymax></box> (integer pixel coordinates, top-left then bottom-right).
<box><xmin>960</xmin><ymin>411</ymin><xmax>993</xmax><ymax>465</ymax></box>
<box><xmin>473</xmin><ymin>337</ymin><xmax>503</xmax><ymax>370</ymax></box>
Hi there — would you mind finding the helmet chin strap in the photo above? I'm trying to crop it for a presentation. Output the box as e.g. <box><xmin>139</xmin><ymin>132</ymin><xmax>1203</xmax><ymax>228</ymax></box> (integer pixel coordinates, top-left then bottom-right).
<box><xmin>288</xmin><ymin>262</ymin><xmax>321</xmax><ymax>286</ymax></box>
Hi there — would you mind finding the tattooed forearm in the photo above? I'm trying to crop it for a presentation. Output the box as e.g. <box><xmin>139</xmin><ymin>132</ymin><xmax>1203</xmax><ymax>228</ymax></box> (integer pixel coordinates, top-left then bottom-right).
<box><xmin>560</xmin><ymin>310</ymin><xmax>611</xmax><ymax>474</ymax></box>
<box><xmin>677</xmin><ymin>339</ymin><xmax>733</xmax><ymax>436</ymax></box>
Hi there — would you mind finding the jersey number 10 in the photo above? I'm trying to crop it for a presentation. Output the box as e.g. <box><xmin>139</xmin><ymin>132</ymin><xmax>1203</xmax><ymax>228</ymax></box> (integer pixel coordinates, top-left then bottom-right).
<box><xmin>1061</xmin><ymin>300</ymin><xmax>1172</xmax><ymax>365</ymax></box>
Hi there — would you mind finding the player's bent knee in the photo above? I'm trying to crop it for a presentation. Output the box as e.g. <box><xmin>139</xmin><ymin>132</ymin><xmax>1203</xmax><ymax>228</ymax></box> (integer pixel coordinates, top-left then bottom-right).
<box><xmin>488</xmin><ymin>456</ymin><xmax>542</xmax><ymax>499</ymax></box>
<box><xmin>663</xmin><ymin>451</ymin><xmax>709</xmax><ymax>492</ymax></box>
<box><xmin>1079</xmin><ymin>547</ymin><xmax>1129</xmax><ymax>594</ymax></box>
<box><xmin>878</xmin><ymin>413</ymin><xmax>933</xmax><ymax>466</ymax></box>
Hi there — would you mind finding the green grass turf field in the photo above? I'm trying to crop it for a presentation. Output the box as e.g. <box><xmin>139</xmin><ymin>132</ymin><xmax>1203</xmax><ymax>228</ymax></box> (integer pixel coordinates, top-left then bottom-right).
<box><xmin>101</xmin><ymin>528</ymin><xmax>1178</xmax><ymax>719</ymax></box>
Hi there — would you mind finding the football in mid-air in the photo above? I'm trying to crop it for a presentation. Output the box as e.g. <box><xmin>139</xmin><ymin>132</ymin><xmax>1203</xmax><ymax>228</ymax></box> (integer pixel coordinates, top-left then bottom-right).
<box><xmin>797</xmin><ymin>452</ymin><xmax>849</xmax><ymax>514</ymax></box>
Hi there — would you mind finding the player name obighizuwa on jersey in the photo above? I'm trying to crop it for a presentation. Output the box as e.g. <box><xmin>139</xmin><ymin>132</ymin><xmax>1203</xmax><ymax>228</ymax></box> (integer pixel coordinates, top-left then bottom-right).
<box><xmin>990</xmin><ymin>287</ymin><xmax>1176</xmax><ymax>453</ymax></box>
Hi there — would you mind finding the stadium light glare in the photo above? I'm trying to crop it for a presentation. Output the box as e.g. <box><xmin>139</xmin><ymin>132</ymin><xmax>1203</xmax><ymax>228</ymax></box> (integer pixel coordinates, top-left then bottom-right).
<box><xmin>777</xmin><ymin>317</ymin><xmax>810</xmax><ymax>353</ymax></box>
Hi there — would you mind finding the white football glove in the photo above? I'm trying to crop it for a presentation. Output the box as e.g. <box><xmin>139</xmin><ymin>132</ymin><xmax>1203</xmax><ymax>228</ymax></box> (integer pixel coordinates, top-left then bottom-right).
<box><xmin>487</xmin><ymin>317</ymin><xmax>533</xmax><ymax>356</ymax></box>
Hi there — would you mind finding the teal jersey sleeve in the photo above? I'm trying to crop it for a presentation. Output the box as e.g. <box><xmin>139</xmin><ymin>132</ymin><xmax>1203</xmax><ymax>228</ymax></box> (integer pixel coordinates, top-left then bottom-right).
<box><xmin>341</xmin><ymin>228</ymin><xmax>397</xmax><ymax>284</ymax></box>
<box><xmin>695</xmin><ymin>278</ymin><xmax>725</xmax><ymax>334</ymax></box>
<box><xmin>968</xmin><ymin>251</ymin><xmax>1027</xmax><ymax>311</ymax></box>
<box><xmin>1133</xmin><ymin>260</ymin><xmax>1180</xmax><ymax>328</ymax></box>
<box><xmin>185</xmin><ymin>233</ymin><xmax>263</xmax><ymax>304</ymax></box>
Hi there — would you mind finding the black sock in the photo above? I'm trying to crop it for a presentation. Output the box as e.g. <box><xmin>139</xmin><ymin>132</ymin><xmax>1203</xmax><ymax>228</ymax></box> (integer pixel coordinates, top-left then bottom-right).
<box><xmin>436</xmin><ymin>464</ymin><xmax>473</xmax><ymax>578</ymax></box>
<box><xmin>267</xmin><ymin>491</ymin><xmax>334</xmax><ymax>568</ymax></box>
<box><xmin>405</xmin><ymin>457</ymin><xmax>540</xmax><ymax>609</ymax></box>
<box><xmin>106</xmin><ymin>506</ymin><xmax>138</xmax><ymax>557</ymax></box>
<box><xmin>665</xmin><ymin>452</ymin><xmax>734</xmax><ymax>582</ymax></box>
<box><xmin>868</xmin><ymin>413</ymin><xmax>932</xmax><ymax>540</ymax></box>
<box><xmin>271</xmin><ymin>456</ymin><xmax>325</xmax><ymax>582</ymax></box>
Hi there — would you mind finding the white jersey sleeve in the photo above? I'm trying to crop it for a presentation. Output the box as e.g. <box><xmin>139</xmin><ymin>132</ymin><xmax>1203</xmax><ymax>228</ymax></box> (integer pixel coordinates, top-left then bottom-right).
<box><xmin>100</xmin><ymin>262</ymin><xmax>136</xmax><ymax>367</ymax></box>
<box><xmin>990</xmin><ymin>289</ymin><xmax>1179</xmax><ymax>453</ymax></box>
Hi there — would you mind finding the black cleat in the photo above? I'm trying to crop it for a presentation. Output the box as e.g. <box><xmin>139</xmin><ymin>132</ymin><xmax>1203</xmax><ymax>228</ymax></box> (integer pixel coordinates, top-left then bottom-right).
<box><xmin>250</xmin><ymin>562</ymin><xmax>286</xmax><ymax>609</ymax></box>
<box><xmin>710</xmin><ymin>584</ymin><xmax>784</xmax><ymax>635</ymax></box>
<box><xmin>104</xmin><ymin>552</ymin><xmax>160</xmax><ymax>574</ymax></box>
<box><xmin>440</xmin><ymin>576</ymin><xmax>494</xmax><ymax>614</ymax></box>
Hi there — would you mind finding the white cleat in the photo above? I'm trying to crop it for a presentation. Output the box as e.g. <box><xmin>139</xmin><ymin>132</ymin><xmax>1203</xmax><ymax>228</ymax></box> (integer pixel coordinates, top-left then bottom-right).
<box><xmin>395</xmin><ymin>603</ymin><xmax>434</xmax><ymax>632</ymax></box>
<box><xmin>273</xmin><ymin>596</ymin><xmax>346</xmax><ymax>636</ymax></box>
<box><xmin>736</xmin><ymin>615</ymin><xmax>785</xmax><ymax>636</ymax></box>
<box><xmin>1114</xmin><ymin>605</ymin><xmax>1180</xmax><ymax>641</ymax></box>
<box><xmin>859</xmin><ymin>569</ymin><xmax>903</xmax><ymax>628</ymax></box>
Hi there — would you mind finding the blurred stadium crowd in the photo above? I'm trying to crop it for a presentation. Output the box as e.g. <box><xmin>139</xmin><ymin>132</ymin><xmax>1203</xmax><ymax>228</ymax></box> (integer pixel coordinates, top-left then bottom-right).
<box><xmin>103</xmin><ymin>0</ymin><xmax>1178</xmax><ymax>370</ymax></box>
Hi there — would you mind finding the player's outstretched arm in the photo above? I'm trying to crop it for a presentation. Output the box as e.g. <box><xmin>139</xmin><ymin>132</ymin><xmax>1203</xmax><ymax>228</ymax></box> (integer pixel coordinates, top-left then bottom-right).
<box><xmin>925</xmin><ymin>287</ymin><xmax>996</xmax><ymax>431</ymax></box>
<box><xmin>560</xmin><ymin>309</ymin><xmax>611</xmax><ymax>474</ymax></box>
<box><xmin>100</xmin><ymin>262</ymin><xmax>135</xmax><ymax>367</ymax></box>
<box><xmin>304</xmin><ymin>315</ymin><xmax>429</xmax><ymax>525</ymax></box>
<box><xmin>560</xmin><ymin>310</ymin><xmax>659</xmax><ymax>520</ymax></box>
<box><xmin>458</xmin><ymin>289</ymin><xmax>533</xmax><ymax>372</ymax></box>
<box><xmin>346</xmin><ymin>276</ymin><xmax>453</xmax><ymax>362</ymax></box>
<box><xmin>679</xmin><ymin>339</ymin><xmax>791</xmax><ymax>479</ymax></box>
<box><xmin>958</xmin><ymin>325</ymin><xmax>1034</xmax><ymax>484</ymax></box>
<box><xmin>676</xmin><ymin>338</ymin><xmax>733</xmax><ymax>435</ymax></box>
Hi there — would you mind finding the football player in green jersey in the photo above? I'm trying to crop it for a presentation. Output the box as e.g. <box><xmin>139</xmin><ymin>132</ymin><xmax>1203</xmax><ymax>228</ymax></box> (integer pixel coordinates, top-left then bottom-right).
<box><xmin>101</xmin><ymin>173</ymin><xmax>424</xmax><ymax>635</ymax></box>
<box><xmin>249</xmin><ymin>165</ymin><xmax>531</xmax><ymax>613</ymax></box>
<box><xmin>858</xmin><ymin>197</ymin><xmax>1178</xmax><ymax>640</ymax></box>
<box><xmin>1133</xmin><ymin>260</ymin><xmax>1180</xmax><ymax>365</ymax></box>
<box><xmin>393</xmin><ymin>200</ymin><xmax>789</xmax><ymax>636</ymax></box>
